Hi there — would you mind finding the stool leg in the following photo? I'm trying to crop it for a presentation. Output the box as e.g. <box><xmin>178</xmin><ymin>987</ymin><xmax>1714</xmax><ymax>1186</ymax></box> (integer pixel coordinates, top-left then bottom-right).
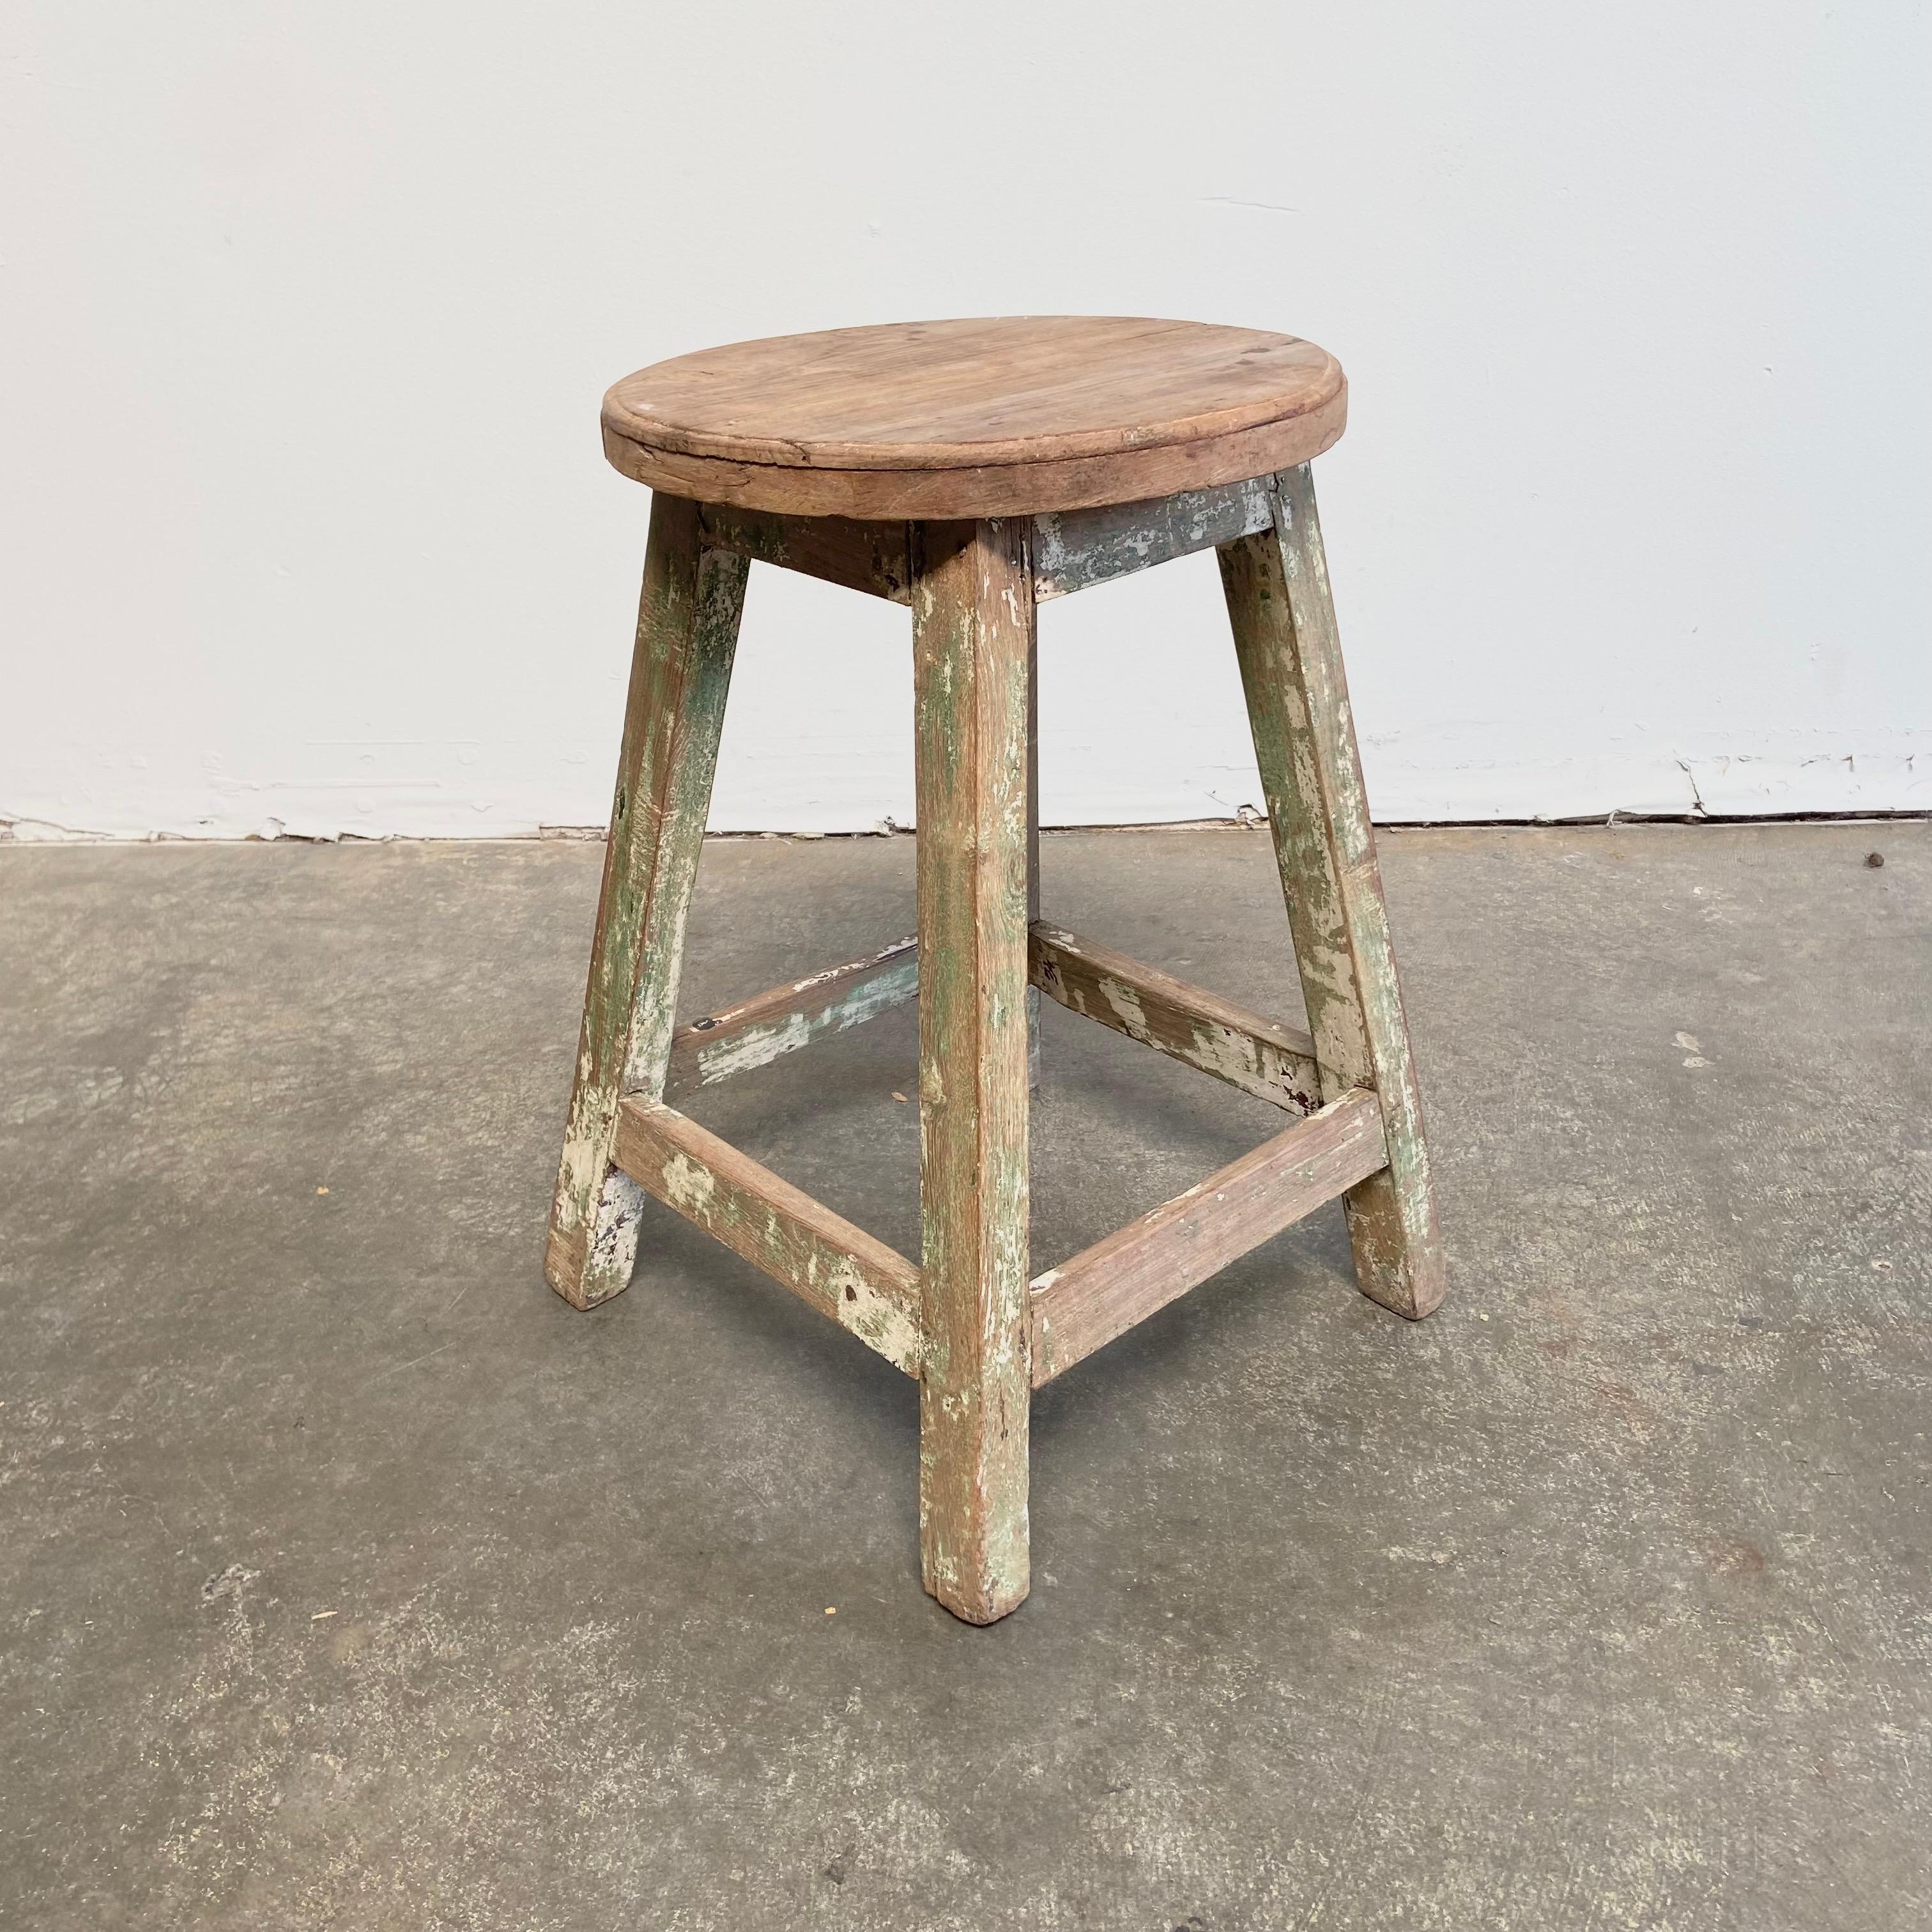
<box><xmin>1218</xmin><ymin>466</ymin><xmax>1446</xmax><ymax>1319</ymax></box>
<box><xmin>546</xmin><ymin>494</ymin><xmax>747</xmax><ymax>1310</ymax></box>
<box><xmin>912</xmin><ymin>518</ymin><xmax>1034</xmax><ymax>1623</ymax></box>
<box><xmin>1026</xmin><ymin>617</ymin><xmax>1043</xmax><ymax>1092</ymax></box>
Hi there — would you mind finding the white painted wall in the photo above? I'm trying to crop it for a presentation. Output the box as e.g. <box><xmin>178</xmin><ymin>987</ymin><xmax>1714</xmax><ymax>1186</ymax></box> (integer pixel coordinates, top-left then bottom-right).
<box><xmin>4</xmin><ymin>2</ymin><xmax>1928</xmax><ymax>839</ymax></box>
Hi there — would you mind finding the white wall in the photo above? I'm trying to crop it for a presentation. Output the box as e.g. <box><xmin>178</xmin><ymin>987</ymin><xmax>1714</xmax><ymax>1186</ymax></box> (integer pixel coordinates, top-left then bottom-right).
<box><xmin>4</xmin><ymin>1</ymin><xmax>1928</xmax><ymax>839</ymax></box>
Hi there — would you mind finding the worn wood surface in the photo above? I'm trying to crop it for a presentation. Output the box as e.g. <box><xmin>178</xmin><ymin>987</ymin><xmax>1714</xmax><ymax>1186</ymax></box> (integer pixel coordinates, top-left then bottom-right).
<box><xmin>696</xmin><ymin>503</ymin><xmax>911</xmax><ymax>603</ymax></box>
<box><xmin>912</xmin><ymin>516</ymin><xmax>1035</xmax><ymax>1623</ymax></box>
<box><xmin>606</xmin><ymin>418</ymin><xmax>1343</xmax><ymax>524</ymax></box>
<box><xmin>545</xmin><ymin>494</ymin><xmax>746</xmax><ymax>1310</ymax></box>
<box><xmin>602</xmin><ymin>318</ymin><xmax>1345</xmax><ymax>519</ymax></box>
<box><xmin>696</xmin><ymin>474</ymin><xmax>1275</xmax><ymax>607</ymax></box>
<box><xmin>1029</xmin><ymin>923</ymin><xmax>1322</xmax><ymax>1114</ymax></box>
<box><xmin>1218</xmin><ymin>468</ymin><xmax>1446</xmax><ymax>1319</ymax></box>
<box><xmin>664</xmin><ymin>918</ymin><xmax>1333</xmax><ymax>1110</ymax></box>
<box><xmin>1032</xmin><ymin>475</ymin><xmax>1275</xmax><ymax>601</ymax></box>
<box><xmin>1026</xmin><ymin>613</ymin><xmax>1043</xmax><ymax>1093</ymax></box>
<box><xmin>663</xmin><ymin>937</ymin><xmax>917</xmax><ymax>1103</ymax></box>
<box><xmin>1029</xmin><ymin>1087</ymin><xmax>1389</xmax><ymax>1385</ymax></box>
<box><xmin>613</xmin><ymin>1100</ymin><xmax>923</xmax><ymax>1377</ymax></box>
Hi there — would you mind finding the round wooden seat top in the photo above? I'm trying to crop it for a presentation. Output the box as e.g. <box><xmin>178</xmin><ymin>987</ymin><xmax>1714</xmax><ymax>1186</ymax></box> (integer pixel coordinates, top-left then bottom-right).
<box><xmin>601</xmin><ymin>317</ymin><xmax>1346</xmax><ymax>521</ymax></box>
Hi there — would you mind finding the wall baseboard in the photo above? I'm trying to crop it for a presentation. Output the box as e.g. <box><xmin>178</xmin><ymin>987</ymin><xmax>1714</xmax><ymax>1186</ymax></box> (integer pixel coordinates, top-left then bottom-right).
<box><xmin>5</xmin><ymin>740</ymin><xmax>1925</xmax><ymax>844</ymax></box>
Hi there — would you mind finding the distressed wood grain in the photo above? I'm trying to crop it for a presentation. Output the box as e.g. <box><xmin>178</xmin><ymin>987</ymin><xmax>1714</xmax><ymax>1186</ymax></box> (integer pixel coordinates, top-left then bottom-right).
<box><xmin>1028</xmin><ymin>923</ymin><xmax>1322</xmax><ymax>1114</ymax></box>
<box><xmin>546</xmin><ymin>494</ymin><xmax>747</xmax><ymax>1310</ymax></box>
<box><xmin>601</xmin><ymin>318</ymin><xmax>1346</xmax><ymax>519</ymax></box>
<box><xmin>1032</xmin><ymin>475</ymin><xmax>1275</xmax><ymax>601</ymax></box>
<box><xmin>1029</xmin><ymin>1087</ymin><xmax>1388</xmax><ymax>1384</ymax></box>
<box><xmin>912</xmin><ymin>516</ymin><xmax>1034</xmax><ymax>1623</ymax></box>
<box><xmin>1026</xmin><ymin>613</ymin><xmax>1043</xmax><ymax>1093</ymax></box>
<box><xmin>697</xmin><ymin>503</ymin><xmax>911</xmax><ymax>602</ymax></box>
<box><xmin>664</xmin><ymin>937</ymin><xmax>917</xmax><ymax>1102</ymax></box>
<box><xmin>613</xmin><ymin>1100</ymin><xmax>923</xmax><ymax>1377</ymax></box>
<box><xmin>1218</xmin><ymin>467</ymin><xmax>1446</xmax><ymax>1319</ymax></box>
<box><xmin>604</xmin><ymin>418</ymin><xmax>1344</xmax><ymax>523</ymax></box>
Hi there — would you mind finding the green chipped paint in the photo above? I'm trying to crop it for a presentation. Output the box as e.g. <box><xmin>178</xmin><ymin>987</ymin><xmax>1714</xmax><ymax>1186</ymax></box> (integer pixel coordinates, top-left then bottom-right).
<box><xmin>1028</xmin><ymin>924</ymin><xmax>1323</xmax><ymax>1116</ymax></box>
<box><xmin>912</xmin><ymin>518</ymin><xmax>1034</xmax><ymax>1623</ymax></box>
<box><xmin>544</xmin><ymin>494</ymin><xmax>747</xmax><ymax>1310</ymax></box>
<box><xmin>1218</xmin><ymin>468</ymin><xmax>1446</xmax><ymax>1321</ymax></box>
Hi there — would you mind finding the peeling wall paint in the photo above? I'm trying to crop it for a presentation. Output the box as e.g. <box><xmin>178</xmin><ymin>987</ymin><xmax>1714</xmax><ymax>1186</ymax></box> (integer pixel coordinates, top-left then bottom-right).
<box><xmin>3</xmin><ymin>5</ymin><xmax>1928</xmax><ymax>840</ymax></box>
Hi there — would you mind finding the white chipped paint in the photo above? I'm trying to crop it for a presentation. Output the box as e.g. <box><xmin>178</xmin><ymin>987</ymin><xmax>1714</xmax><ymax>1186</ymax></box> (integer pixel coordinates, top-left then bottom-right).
<box><xmin>659</xmin><ymin>1150</ymin><xmax>716</xmax><ymax>1216</ymax></box>
<box><xmin>1097</xmin><ymin>974</ymin><xmax>1151</xmax><ymax>1039</ymax></box>
<box><xmin>1185</xmin><ymin>1020</ymin><xmax>1267</xmax><ymax>1088</ymax></box>
<box><xmin>704</xmin><ymin>1010</ymin><xmax>813</xmax><ymax>1081</ymax></box>
<box><xmin>579</xmin><ymin>1167</ymin><xmax>648</xmax><ymax>1297</ymax></box>
<box><xmin>828</xmin><ymin>1257</ymin><xmax>924</xmax><ymax>1376</ymax></box>
<box><xmin>671</xmin><ymin>946</ymin><xmax>919</xmax><ymax>1094</ymax></box>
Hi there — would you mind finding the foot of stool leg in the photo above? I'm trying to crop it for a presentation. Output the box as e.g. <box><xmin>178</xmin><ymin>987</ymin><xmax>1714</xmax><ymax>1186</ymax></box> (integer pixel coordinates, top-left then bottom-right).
<box><xmin>546</xmin><ymin>494</ymin><xmax>747</xmax><ymax>1310</ymax></box>
<box><xmin>1218</xmin><ymin>466</ymin><xmax>1446</xmax><ymax>1320</ymax></box>
<box><xmin>912</xmin><ymin>518</ymin><xmax>1034</xmax><ymax>1623</ymax></box>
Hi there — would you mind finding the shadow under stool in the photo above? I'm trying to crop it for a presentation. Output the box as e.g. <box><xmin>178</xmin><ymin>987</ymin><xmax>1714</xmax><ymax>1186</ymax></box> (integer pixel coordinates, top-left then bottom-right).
<box><xmin>543</xmin><ymin>316</ymin><xmax>1446</xmax><ymax>1624</ymax></box>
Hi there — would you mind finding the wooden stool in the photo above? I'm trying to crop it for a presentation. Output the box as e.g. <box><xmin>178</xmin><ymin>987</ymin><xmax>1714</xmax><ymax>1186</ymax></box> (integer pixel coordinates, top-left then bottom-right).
<box><xmin>545</xmin><ymin>318</ymin><xmax>1445</xmax><ymax>1624</ymax></box>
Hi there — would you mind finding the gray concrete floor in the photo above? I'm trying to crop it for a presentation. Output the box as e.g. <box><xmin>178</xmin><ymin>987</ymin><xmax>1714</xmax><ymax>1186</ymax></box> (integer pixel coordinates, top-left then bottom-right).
<box><xmin>2</xmin><ymin>822</ymin><xmax>1928</xmax><ymax>1930</ymax></box>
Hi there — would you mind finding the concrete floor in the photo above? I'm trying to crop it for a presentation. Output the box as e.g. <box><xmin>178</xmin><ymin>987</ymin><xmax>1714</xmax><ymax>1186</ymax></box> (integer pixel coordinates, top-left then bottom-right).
<box><xmin>1</xmin><ymin>822</ymin><xmax>1927</xmax><ymax>1929</ymax></box>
